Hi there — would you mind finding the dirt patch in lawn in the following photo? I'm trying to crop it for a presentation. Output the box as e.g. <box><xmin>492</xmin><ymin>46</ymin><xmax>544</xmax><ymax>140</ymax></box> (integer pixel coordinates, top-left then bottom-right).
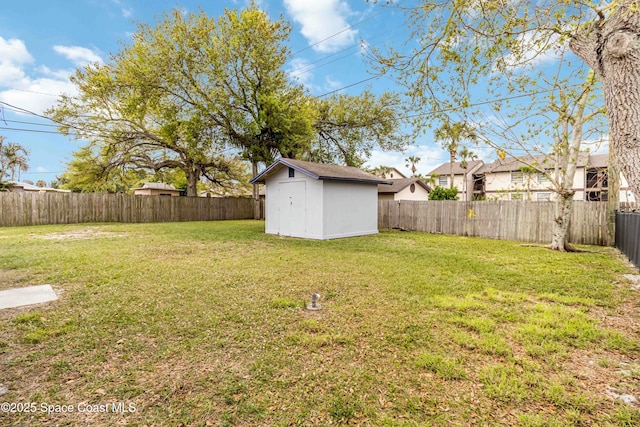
<box><xmin>32</xmin><ymin>228</ymin><xmax>129</xmax><ymax>241</ymax></box>
<box><xmin>0</xmin><ymin>269</ymin><xmax>33</xmax><ymax>291</ymax></box>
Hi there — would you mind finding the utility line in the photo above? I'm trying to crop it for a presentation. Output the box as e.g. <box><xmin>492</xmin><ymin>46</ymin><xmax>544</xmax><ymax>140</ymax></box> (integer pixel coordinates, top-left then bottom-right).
<box><xmin>1</xmin><ymin>82</ymin><xmax>585</xmax><ymax>137</ymax></box>
<box><xmin>291</xmin><ymin>10</ymin><xmax>384</xmax><ymax>56</ymax></box>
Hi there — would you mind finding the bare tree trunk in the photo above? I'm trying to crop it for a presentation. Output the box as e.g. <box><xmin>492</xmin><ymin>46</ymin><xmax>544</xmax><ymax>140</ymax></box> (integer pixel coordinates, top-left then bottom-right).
<box><xmin>548</xmin><ymin>72</ymin><xmax>598</xmax><ymax>251</ymax></box>
<box><xmin>550</xmin><ymin>193</ymin><xmax>575</xmax><ymax>251</ymax></box>
<box><xmin>252</xmin><ymin>161</ymin><xmax>261</xmax><ymax>220</ymax></box>
<box><xmin>449</xmin><ymin>151</ymin><xmax>455</xmax><ymax>189</ymax></box>
<box><xmin>186</xmin><ymin>168</ymin><xmax>198</xmax><ymax>197</ymax></box>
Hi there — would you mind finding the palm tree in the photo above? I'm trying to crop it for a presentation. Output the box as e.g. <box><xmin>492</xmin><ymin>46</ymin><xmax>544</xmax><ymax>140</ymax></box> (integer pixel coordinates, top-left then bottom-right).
<box><xmin>405</xmin><ymin>156</ymin><xmax>421</xmax><ymax>177</ymax></box>
<box><xmin>434</xmin><ymin>120</ymin><xmax>477</xmax><ymax>189</ymax></box>
<box><xmin>2</xmin><ymin>142</ymin><xmax>30</xmax><ymax>181</ymax></box>
<box><xmin>371</xmin><ymin>165</ymin><xmax>393</xmax><ymax>179</ymax></box>
<box><xmin>459</xmin><ymin>147</ymin><xmax>478</xmax><ymax>201</ymax></box>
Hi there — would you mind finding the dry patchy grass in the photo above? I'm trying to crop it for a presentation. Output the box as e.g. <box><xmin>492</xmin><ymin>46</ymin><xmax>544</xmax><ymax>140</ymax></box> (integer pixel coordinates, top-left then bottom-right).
<box><xmin>0</xmin><ymin>221</ymin><xmax>638</xmax><ymax>426</ymax></box>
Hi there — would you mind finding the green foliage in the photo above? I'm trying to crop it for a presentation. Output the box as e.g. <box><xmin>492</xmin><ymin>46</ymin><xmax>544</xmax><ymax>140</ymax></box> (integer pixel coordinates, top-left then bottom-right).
<box><xmin>48</xmin><ymin>5</ymin><xmax>296</xmax><ymax>196</ymax></box>
<box><xmin>0</xmin><ymin>135</ymin><xmax>30</xmax><ymax>183</ymax></box>
<box><xmin>58</xmin><ymin>146</ymin><xmax>148</xmax><ymax>193</ymax></box>
<box><xmin>428</xmin><ymin>186</ymin><xmax>459</xmax><ymax>200</ymax></box>
<box><xmin>310</xmin><ymin>91</ymin><xmax>409</xmax><ymax>167</ymax></box>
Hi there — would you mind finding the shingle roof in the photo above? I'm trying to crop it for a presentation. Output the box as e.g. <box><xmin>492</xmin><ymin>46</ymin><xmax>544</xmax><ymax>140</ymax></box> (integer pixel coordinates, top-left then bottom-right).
<box><xmin>132</xmin><ymin>182</ymin><xmax>178</xmax><ymax>191</ymax></box>
<box><xmin>377</xmin><ymin>178</ymin><xmax>431</xmax><ymax>194</ymax></box>
<box><xmin>250</xmin><ymin>158</ymin><xmax>392</xmax><ymax>185</ymax></box>
<box><xmin>427</xmin><ymin>160</ymin><xmax>484</xmax><ymax>176</ymax></box>
<box><xmin>476</xmin><ymin>153</ymin><xmax>590</xmax><ymax>174</ymax></box>
<box><xmin>587</xmin><ymin>153</ymin><xmax>608</xmax><ymax>168</ymax></box>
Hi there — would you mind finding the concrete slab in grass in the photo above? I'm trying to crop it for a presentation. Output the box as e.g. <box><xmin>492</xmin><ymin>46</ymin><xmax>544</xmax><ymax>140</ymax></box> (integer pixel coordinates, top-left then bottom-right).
<box><xmin>0</xmin><ymin>285</ymin><xmax>58</xmax><ymax>310</ymax></box>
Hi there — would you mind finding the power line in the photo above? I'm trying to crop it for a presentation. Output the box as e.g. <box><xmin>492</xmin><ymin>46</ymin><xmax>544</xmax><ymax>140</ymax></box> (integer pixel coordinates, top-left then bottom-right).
<box><xmin>0</xmin><ymin>127</ymin><xmax>66</xmax><ymax>135</ymax></box>
<box><xmin>2</xmin><ymin>87</ymin><xmax>64</xmax><ymax>97</ymax></box>
<box><xmin>2</xmin><ymin>119</ymin><xmax>59</xmax><ymax>127</ymax></box>
<box><xmin>316</xmin><ymin>75</ymin><xmax>381</xmax><ymax>98</ymax></box>
<box><xmin>291</xmin><ymin>10</ymin><xmax>384</xmax><ymax>56</ymax></box>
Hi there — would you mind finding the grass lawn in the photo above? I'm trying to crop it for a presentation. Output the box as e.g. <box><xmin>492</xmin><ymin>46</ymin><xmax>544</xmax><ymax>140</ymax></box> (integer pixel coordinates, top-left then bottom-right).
<box><xmin>0</xmin><ymin>220</ymin><xmax>639</xmax><ymax>426</ymax></box>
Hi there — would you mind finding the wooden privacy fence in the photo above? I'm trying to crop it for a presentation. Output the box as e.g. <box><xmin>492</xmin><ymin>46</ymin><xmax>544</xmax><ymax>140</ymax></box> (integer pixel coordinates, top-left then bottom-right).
<box><xmin>379</xmin><ymin>200</ymin><xmax>613</xmax><ymax>246</ymax></box>
<box><xmin>0</xmin><ymin>192</ymin><xmax>254</xmax><ymax>227</ymax></box>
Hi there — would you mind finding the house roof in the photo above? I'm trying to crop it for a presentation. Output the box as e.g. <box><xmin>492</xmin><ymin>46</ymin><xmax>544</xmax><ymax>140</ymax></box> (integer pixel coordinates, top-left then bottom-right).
<box><xmin>132</xmin><ymin>182</ymin><xmax>178</xmax><ymax>191</ymax></box>
<box><xmin>250</xmin><ymin>158</ymin><xmax>392</xmax><ymax>185</ymax></box>
<box><xmin>428</xmin><ymin>160</ymin><xmax>484</xmax><ymax>176</ymax></box>
<box><xmin>588</xmin><ymin>153</ymin><xmax>608</xmax><ymax>168</ymax></box>
<box><xmin>476</xmin><ymin>152</ymin><xmax>591</xmax><ymax>174</ymax></box>
<box><xmin>372</xmin><ymin>167</ymin><xmax>407</xmax><ymax>180</ymax></box>
<box><xmin>8</xmin><ymin>181</ymin><xmax>70</xmax><ymax>193</ymax></box>
<box><xmin>377</xmin><ymin>178</ymin><xmax>431</xmax><ymax>194</ymax></box>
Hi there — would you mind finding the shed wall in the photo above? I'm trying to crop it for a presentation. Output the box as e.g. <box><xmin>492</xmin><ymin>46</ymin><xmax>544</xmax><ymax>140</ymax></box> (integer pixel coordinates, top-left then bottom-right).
<box><xmin>322</xmin><ymin>181</ymin><xmax>379</xmax><ymax>239</ymax></box>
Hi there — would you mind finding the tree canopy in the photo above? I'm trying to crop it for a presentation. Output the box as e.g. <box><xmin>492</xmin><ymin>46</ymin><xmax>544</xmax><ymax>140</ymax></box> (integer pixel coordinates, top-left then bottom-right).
<box><xmin>49</xmin><ymin>4</ymin><xmax>409</xmax><ymax>197</ymax></box>
<box><xmin>0</xmin><ymin>136</ymin><xmax>29</xmax><ymax>184</ymax></box>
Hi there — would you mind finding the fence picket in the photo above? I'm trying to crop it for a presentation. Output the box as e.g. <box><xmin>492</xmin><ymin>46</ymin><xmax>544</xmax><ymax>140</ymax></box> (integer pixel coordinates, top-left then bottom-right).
<box><xmin>378</xmin><ymin>200</ymin><xmax>613</xmax><ymax>246</ymax></box>
<box><xmin>0</xmin><ymin>193</ymin><xmax>255</xmax><ymax>227</ymax></box>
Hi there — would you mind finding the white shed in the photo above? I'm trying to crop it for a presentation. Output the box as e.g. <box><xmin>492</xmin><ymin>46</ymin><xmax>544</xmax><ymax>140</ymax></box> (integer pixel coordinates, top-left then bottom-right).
<box><xmin>250</xmin><ymin>159</ymin><xmax>391</xmax><ymax>240</ymax></box>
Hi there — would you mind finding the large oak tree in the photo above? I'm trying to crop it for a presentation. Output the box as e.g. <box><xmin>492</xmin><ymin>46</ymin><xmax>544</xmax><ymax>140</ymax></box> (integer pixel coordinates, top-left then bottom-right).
<box><xmin>51</xmin><ymin>4</ymin><xmax>408</xmax><ymax>211</ymax></box>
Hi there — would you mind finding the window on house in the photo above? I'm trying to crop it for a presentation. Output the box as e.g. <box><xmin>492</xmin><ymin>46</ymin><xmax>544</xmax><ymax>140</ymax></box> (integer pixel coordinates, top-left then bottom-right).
<box><xmin>288</xmin><ymin>167</ymin><xmax>295</xmax><ymax>178</ymax></box>
<box><xmin>536</xmin><ymin>192</ymin><xmax>551</xmax><ymax>201</ymax></box>
<box><xmin>511</xmin><ymin>172</ymin><xmax>523</xmax><ymax>184</ymax></box>
<box><xmin>537</xmin><ymin>173</ymin><xmax>550</xmax><ymax>184</ymax></box>
<box><xmin>410</xmin><ymin>183</ymin><xmax>416</xmax><ymax>193</ymax></box>
<box><xmin>511</xmin><ymin>193</ymin><xmax>524</xmax><ymax>200</ymax></box>
<box><xmin>438</xmin><ymin>176</ymin><xmax>448</xmax><ymax>187</ymax></box>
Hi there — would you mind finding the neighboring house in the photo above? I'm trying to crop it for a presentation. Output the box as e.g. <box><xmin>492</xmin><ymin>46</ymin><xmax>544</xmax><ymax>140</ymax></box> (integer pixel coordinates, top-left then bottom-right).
<box><xmin>585</xmin><ymin>153</ymin><xmax>635</xmax><ymax>203</ymax></box>
<box><xmin>6</xmin><ymin>181</ymin><xmax>70</xmax><ymax>193</ymax></box>
<box><xmin>473</xmin><ymin>153</ymin><xmax>635</xmax><ymax>202</ymax></box>
<box><xmin>427</xmin><ymin>160</ymin><xmax>484</xmax><ymax>201</ymax></box>
<box><xmin>250</xmin><ymin>158</ymin><xmax>391</xmax><ymax>240</ymax></box>
<box><xmin>377</xmin><ymin>178</ymin><xmax>431</xmax><ymax>201</ymax></box>
<box><xmin>131</xmin><ymin>182</ymin><xmax>181</xmax><ymax>196</ymax></box>
<box><xmin>377</xmin><ymin>167</ymin><xmax>407</xmax><ymax>180</ymax></box>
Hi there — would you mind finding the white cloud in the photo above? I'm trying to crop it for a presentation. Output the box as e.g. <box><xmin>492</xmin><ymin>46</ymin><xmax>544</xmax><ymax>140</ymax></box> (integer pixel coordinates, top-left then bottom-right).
<box><xmin>287</xmin><ymin>58</ymin><xmax>314</xmax><ymax>87</ymax></box>
<box><xmin>0</xmin><ymin>38</ymin><xmax>94</xmax><ymax>115</ymax></box>
<box><xmin>500</xmin><ymin>32</ymin><xmax>563</xmax><ymax>69</ymax></box>
<box><xmin>0</xmin><ymin>78</ymin><xmax>76</xmax><ymax>115</ymax></box>
<box><xmin>584</xmin><ymin>135</ymin><xmax>609</xmax><ymax>155</ymax></box>
<box><xmin>53</xmin><ymin>45</ymin><xmax>103</xmax><ymax>66</ymax></box>
<box><xmin>122</xmin><ymin>7</ymin><xmax>133</xmax><ymax>18</ymax></box>
<box><xmin>0</xmin><ymin>37</ymin><xmax>34</xmax><ymax>85</ymax></box>
<box><xmin>284</xmin><ymin>0</ymin><xmax>357</xmax><ymax>53</ymax></box>
<box><xmin>365</xmin><ymin>145</ymin><xmax>448</xmax><ymax>178</ymax></box>
<box><xmin>111</xmin><ymin>0</ymin><xmax>133</xmax><ymax>18</ymax></box>
<box><xmin>323</xmin><ymin>76</ymin><xmax>343</xmax><ymax>92</ymax></box>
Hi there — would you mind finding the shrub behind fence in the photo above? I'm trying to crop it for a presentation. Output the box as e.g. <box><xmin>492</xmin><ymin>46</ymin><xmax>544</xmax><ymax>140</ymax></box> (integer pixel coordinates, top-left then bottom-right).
<box><xmin>0</xmin><ymin>192</ymin><xmax>254</xmax><ymax>227</ymax></box>
<box><xmin>379</xmin><ymin>200</ymin><xmax>612</xmax><ymax>246</ymax></box>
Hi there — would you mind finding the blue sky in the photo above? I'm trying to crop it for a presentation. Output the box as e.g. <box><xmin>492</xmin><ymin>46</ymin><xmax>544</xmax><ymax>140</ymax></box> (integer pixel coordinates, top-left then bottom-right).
<box><xmin>0</xmin><ymin>1</ymin><xmax>605</xmax><ymax>185</ymax></box>
<box><xmin>1</xmin><ymin>0</ymin><xmax>451</xmax><ymax>184</ymax></box>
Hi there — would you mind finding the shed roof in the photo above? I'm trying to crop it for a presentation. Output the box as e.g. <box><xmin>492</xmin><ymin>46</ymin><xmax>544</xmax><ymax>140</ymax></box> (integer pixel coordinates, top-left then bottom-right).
<box><xmin>377</xmin><ymin>178</ymin><xmax>431</xmax><ymax>194</ymax></box>
<box><xmin>250</xmin><ymin>158</ymin><xmax>392</xmax><ymax>185</ymax></box>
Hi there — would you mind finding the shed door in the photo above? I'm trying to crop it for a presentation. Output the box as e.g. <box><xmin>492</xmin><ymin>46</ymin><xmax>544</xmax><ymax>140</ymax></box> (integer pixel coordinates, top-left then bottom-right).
<box><xmin>278</xmin><ymin>181</ymin><xmax>306</xmax><ymax>237</ymax></box>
